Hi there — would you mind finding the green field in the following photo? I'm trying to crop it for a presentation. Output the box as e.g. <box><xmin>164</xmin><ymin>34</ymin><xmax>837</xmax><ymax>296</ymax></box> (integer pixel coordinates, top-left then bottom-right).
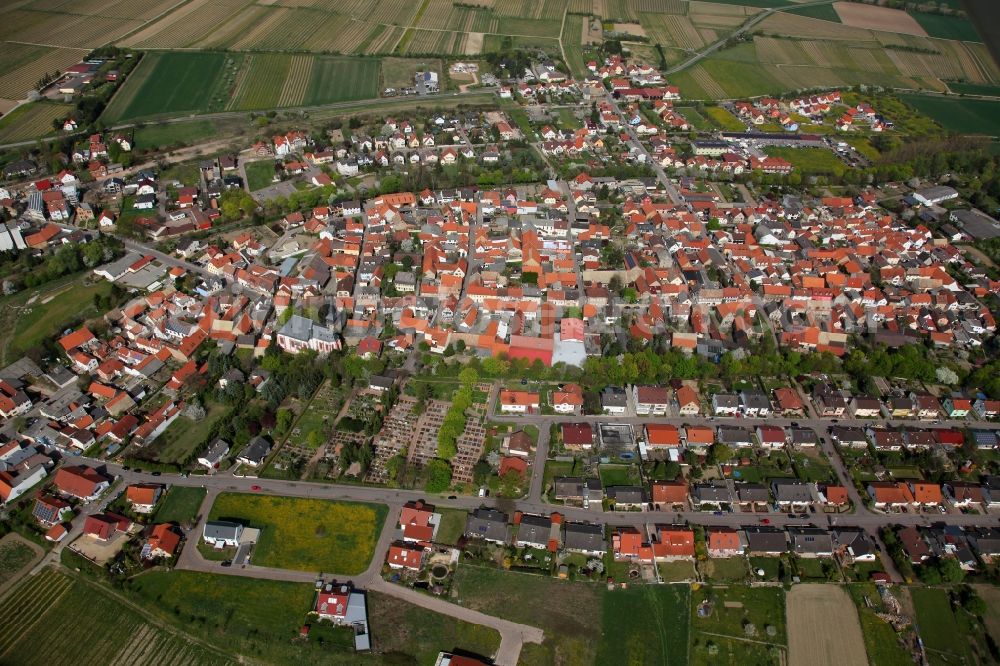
<box><xmin>208</xmin><ymin>493</ymin><xmax>387</xmax><ymax>574</ymax></box>
<box><xmin>1</xmin><ymin>278</ymin><xmax>111</xmax><ymax>364</ymax></box>
<box><xmin>434</xmin><ymin>508</ymin><xmax>469</xmax><ymax>546</ymax></box>
<box><xmin>104</xmin><ymin>52</ymin><xmax>229</xmax><ymax>122</ymax></box>
<box><xmin>563</xmin><ymin>15</ymin><xmax>589</xmax><ymax>79</ymax></box>
<box><xmin>147</xmin><ymin>401</ymin><xmax>231</xmax><ymax>465</ymax></box>
<box><xmin>909</xmin><ymin>11</ymin><xmax>981</xmax><ymax>42</ymax></box>
<box><xmin>676</xmin><ymin>106</ymin><xmax>712</xmax><ymax>130</ymax></box>
<box><xmin>946</xmin><ymin>82</ymin><xmax>1000</xmax><ymax>96</ymax></box>
<box><xmin>690</xmin><ymin>585</ymin><xmax>786</xmax><ymax>665</ymax></box>
<box><xmin>597</xmin><ymin>585</ymin><xmax>690</xmax><ymax>665</ymax></box>
<box><xmin>0</xmin><ymin>102</ymin><xmax>69</xmax><ymax>143</ymax></box>
<box><xmin>598</xmin><ymin>464</ymin><xmax>637</xmax><ymax>487</ymax></box>
<box><xmin>698</xmin><ymin>0</ymin><xmax>790</xmax><ymax>6</ymax></box>
<box><xmin>245</xmin><ymin>160</ymin><xmax>278</xmax><ymax>191</ymax></box>
<box><xmin>898</xmin><ymin>94</ymin><xmax>1000</xmax><ymax>136</ymax></box>
<box><xmin>304</xmin><ymin>57</ymin><xmax>381</xmax><ymax>106</ymax></box>
<box><xmin>153</xmin><ymin>486</ymin><xmax>207</xmax><ymax>525</ymax></box>
<box><xmin>701</xmin><ymin>556</ymin><xmax>749</xmax><ymax>583</ymax></box>
<box><xmin>133</xmin><ymin>120</ymin><xmax>218</xmax><ymax>150</ymax></box>
<box><xmin>785</xmin><ymin>3</ymin><xmax>841</xmax><ymax>22</ymax></box>
<box><xmin>0</xmin><ymin>570</ymin><xmax>234</xmax><ymax>665</ymax></box>
<box><xmin>127</xmin><ymin>570</ymin><xmax>499</xmax><ymax>664</ymax></box>
<box><xmin>452</xmin><ymin>565</ymin><xmax>690</xmax><ymax>665</ymax></box>
<box><xmin>703</xmin><ymin>106</ymin><xmax>745</xmax><ymax>131</ymax></box>
<box><xmin>910</xmin><ymin>587</ymin><xmax>988</xmax><ymax>665</ymax></box>
<box><xmin>764</xmin><ymin>146</ymin><xmax>846</xmax><ymax>176</ymax></box>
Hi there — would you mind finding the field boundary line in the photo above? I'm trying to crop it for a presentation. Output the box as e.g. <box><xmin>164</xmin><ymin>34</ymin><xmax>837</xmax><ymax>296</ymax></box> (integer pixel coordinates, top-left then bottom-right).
<box><xmin>696</xmin><ymin>629</ymin><xmax>788</xmax><ymax>648</ymax></box>
<box><xmin>1</xmin><ymin>40</ymin><xmax>89</xmax><ymax>51</ymax></box>
<box><xmin>113</xmin><ymin>0</ymin><xmax>197</xmax><ymax>45</ymax></box>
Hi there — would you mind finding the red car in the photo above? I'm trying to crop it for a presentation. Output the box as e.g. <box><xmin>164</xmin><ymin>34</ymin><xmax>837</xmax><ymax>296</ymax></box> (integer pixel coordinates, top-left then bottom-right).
<box><xmin>250</xmin><ymin>485</ymin><xmax>262</xmax><ymax>491</ymax></box>
<box><xmin>759</xmin><ymin>518</ymin><xmax>771</xmax><ymax>525</ymax></box>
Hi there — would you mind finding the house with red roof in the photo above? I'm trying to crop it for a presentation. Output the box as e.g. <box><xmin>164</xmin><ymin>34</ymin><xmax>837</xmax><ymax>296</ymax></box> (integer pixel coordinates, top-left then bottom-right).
<box><xmin>499</xmin><ymin>456</ymin><xmax>528</xmax><ymax>478</ymax></box>
<box><xmin>400</xmin><ymin>499</ymin><xmax>439</xmax><ymax>543</ymax></box>
<box><xmin>83</xmin><ymin>512</ymin><xmax>131</xmax><ymax>540</ymax></box>
<box><xmin>560</xmin><ymin>423</ymin><xmax>594</xmax><ymax>450</ymax></box>
<box><xmin>552</xmin><ymin>384</ymin><xmax>584</xmax><ymax>414</ymax></box>
<box><xmin>707</xmin><ymin>528</ymin><xmax>742</xmax><ymax>557</ymax></box>
<box><xmin>612</xmin><ymin>527</ymin><xmax>644</xmax><ymax>560</ymax></box>
<box><xmin>651</xmin><ymin>480</ymin><xmax>687</xmax><ymax>508</ymax></box>
<box><xmin>58</xmin><ymin>326</ymin><xmax>96</xmax><ymax>352</ymax></box>
<box><xmin>645</xmin><ymin>424</ymin><xmax>681</xmax><ymax>449</ymax></box>
<box><xmin>126</xmin><ymin>484</ymin><xmax>163</xmax><ymax>513</ymax></box>
<box><xmin>867</xmin><ymin>482</ymin><xmax>915</xmax><ymax>509</ymax></box>
<box><xmin>386</xmin><ymin>542</ymin><xmax>425</xmax><ymax>570</ymax></box>
<box><xmin>653</xmin><ymin>527</ymin><xmax>695</xmax><ymax>559</ymax></box>
<box><xmin>52</xmin><ymin>465</ymin><xmax>111</xmax><ymax>501</ymax></box>
<box><xmin>498</xmin><ymin>389</ymin><xmax>539</xmax><ymax>414</ymax></box>
<box><xmin>145</xmin><ymin>523</ymin><xmax>181</xmax><ymax>558</ymax></box>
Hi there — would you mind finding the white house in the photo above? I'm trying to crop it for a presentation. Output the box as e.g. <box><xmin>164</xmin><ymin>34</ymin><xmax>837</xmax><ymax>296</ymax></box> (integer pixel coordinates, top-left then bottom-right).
<box><xmin>203</xmin><ymin>520</ymin><xmax>243</xmax><ymax>547</ymax></box>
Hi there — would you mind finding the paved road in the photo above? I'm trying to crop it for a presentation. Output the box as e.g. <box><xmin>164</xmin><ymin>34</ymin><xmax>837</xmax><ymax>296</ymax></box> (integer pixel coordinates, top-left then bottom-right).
<box><xmin>604</xmin><ymin>93</ymin><xmax>683</xmax><ymax>206</ymax></box>
<box><xmin>528</xmin><ymin>424</ymin><xmax>550</xmax><ymax>502</ymax></box>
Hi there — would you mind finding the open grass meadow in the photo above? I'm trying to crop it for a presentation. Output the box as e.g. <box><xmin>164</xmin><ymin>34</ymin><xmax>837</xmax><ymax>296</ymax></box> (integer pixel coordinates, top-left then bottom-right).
<box><xmin>434</xmin><ymin>507</ymin><xmax>469</xmax><ymax>546</ymax></box>
<box><xmin>104</xmin><ymin>51</ymin><xmax>230</xmax><ymax>122</ymax></box>
<box><xmin>153</xmin><ymin>486</ymin><xmax>207</xmax><ymax>525</ymax></box>
<box><xmin>910</xmin><ymin>587</ymin><xmax>991</xmax><ymax>665</ymax></box>
<box><xmin>0</xmin><ymin>538</ymin><xmax>37</xmax><ymax>587</ymax></box>
<box><xmin>0</xmin><ymin>570</ymin><xmax>234</xmax><ymax>666</ymax></box>
<box><xmin>0</xmin><ymin>102</ymin><xmax>69</xmax><ymax>144</ymax></box>
<box><xmin>208</xmin><ymin>493</ymin><xmax>387</xmax><ymax>574</ymax></box>
<box><xmin>452</xmin><ymin>564</ymin><xmax>691</xmax><ymax>665</ymax></box>
<box><xmin>133</xmin><ymin>119</ymin><xmax>220</xmax><ymax>150</ymax></box>
<box><xmin>367</xmin><ymin>590</ymin><xmax>501</xmax><ymax>663</ymax></box>
<box><xmin>245</xmin><ymin>160</ymin><xmax>278</xmax><ymax>191</ymax></box>
<box><xmin>0</xmin><ymin>277</ymin><xmax>111</xmax><ymax>365</ymax></box>
<box><xmin>897</xmin><ymin>94</ymin><xmax>1000</xmax><ymax>136</ymax></box>
<box><xmin>764</xmin><ymin>146</ymin><xmax>846</xmax><ymax>177</ymax></box>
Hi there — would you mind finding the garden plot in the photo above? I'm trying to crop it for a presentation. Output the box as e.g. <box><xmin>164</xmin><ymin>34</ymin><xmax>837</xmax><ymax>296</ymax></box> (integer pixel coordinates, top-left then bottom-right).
<box><xmin>787</xmin><ymin>585</ymin><xmax>868</xmax><ymax>666</ymax></box>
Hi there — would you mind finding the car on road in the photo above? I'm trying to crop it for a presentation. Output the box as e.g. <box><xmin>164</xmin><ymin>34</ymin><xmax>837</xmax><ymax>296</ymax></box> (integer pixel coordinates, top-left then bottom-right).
<box><xmin>787</xmin><ymin>513</ymin><xmax>797</xmax><ymax>518</ymax></box>
<box><xmin>713</xmin><ymin>511</ymin><xmax>724</xmax><ymax>516</ymax></box>
<box><xmin>122</xmin><ymin>466</ymin><xmax>130</xmax><ymax>471</ymax></box>
<box><xmin>151</xmin><ymin>471</ymin><xmax>161</xmax><ymax>476</ymax></box>
<box><xmin>447</xmin><ymin>495</ymin><xmax>457</xmax><ymax>500</ymax></box>
<box><xmin>250</xmin><ymin>485</ymin><xmax>262</xmax><ymax>491</ymax></box>
<box><xmin>830</xmin><ymin>419</ymin><xmax>839</xmax><ymax>423</ymax></box>
<box><xmin>759</xmin><ymin>518</ymin><xmax>771</xmax><ymax>525</ymax></box>
<box><xmin>133</xmin><ymin>469</ymin><xmax>142</xmax><ymax>474</ymax></box>
<box><xmin>221</xmin><ymin>560</ymin><xmax>232</xmax><ymax>567</ymax></box>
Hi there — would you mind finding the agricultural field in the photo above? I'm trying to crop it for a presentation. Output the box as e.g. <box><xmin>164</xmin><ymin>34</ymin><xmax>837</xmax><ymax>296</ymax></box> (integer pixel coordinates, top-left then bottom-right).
<box><xmin>597</xmin><ymin>585</ymin><xmax>690</xmax><ymax>664</ymax></box>
<box><xmin>207</xmin><ymin>493</ymin><xmax>387</xmax><ymax>574</ymax></box>
<box><xmin>0</xmin><ymin>44</ymin><xmax>87</xmax><ymax>100</ymax></box>
<box><xmin>133</xmin><ymin>120</ymin><xmax>220</xmax><ymax>150</ymax></box>
<box><xmin>152</xmin><ymin>486</ymin><xmax>207</xmax><ymax>525</ymax></box>
<box><xmin>897</xmin><ymin>94</ymin><xmax>1000</xmax><ymax>137</ymax></box>
<box><xmin>689</xmin><ymin>585</ymin><xmax>786</xmax><ymax>666</ymax></box>
<box><xmin>4</xmin><ymin>279</ymin><xmax>111</xmax><ymax>362</ymax></box>
<box><xmin>0</xmin><ymin>536</ymin><xmax>39</xmax><ymax>589</ymax></box>
<box><xmin>787</xmin><ymin>585</ymin><xmax>868</xmax><ymax>666</ymax></box>
<box><xmin>0</xmin><ymin>570</ymin><xmax>233</xmax><ymax>666</ymax></box>
<box><xmin>702</xmin><ymin>105</ymin><xmax>743</xmax><ymax>130</ymax></box>
<box><xmin>909</xmin><ymin>11</ymin><xmax>981</xmax><ymax>42</ymax></box>
<box><xmin>0</xmin><ymin>102</ymin><xmax>70</xmax><ymax>144</ymax></box>
<box><xmin>102</xmin><ymin>51</ymin><xmax>231</xmax><ymax>122</ymax></box>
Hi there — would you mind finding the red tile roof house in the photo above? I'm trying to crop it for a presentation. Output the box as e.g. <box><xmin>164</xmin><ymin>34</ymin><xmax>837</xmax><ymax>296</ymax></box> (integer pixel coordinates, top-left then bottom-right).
<box><xmin>560</xmin><ymin>423</ymin><xmax>594</xmax><ymax>450</ymax></box>
<box><xmin>499</xmin><ymin>456</ymin><xmax>528</xmax><ymax>478</ymax></box>
<box><xmin>387</xmin><ymin>542</ymin><xmax>425</xmax><ymax>570</ymax></box>
<box><xmin>707</xmin><ymin>528</ymin><xmax>743</xmax><ymax>557</ymax></box>
<box><xmin>645</xmin><ymin>424</ymin><xmax>681</xmax><ymax>450</ymax></box>
<box><xmin>314</xmin><ymin>583</ymin><xmax>352</xmax><ymax>621</ymax></box>
<box><xmin>867</xmin><ymin>482</ymin><xmax>915</xmax><ymax>510</ymax></box>
<box><xmin>53</xmin><ymin>465</ymin><xmax>111</xmax><ymax>501</ymax></box>
<box><xmin>755</xmin><ymin>426</ymin><xmax>786</xmax><ymax>449</ymax></box>
<box><xmin>612</xmin><ymin>527</ymin><xmax>645</xmax><ymax>560</ymax></box>
<box><xmin>551</xmin><ymin>383</ymin><xmax>584</xmax><ymax>414</ymax></box>
<box><xmin>498</xmin><ymin>389</ymin><xmax>540</xmax><ymax>414</ymax></box>
<box><xmin>125</xmin><ymin>484</ymin><xmax>163</xmax><ymax>513</ymax></box>
<box><xmin>651</xmin><ymin>480</ymin><xmax>687</xmax><ymax>509</ymax></box>
<box><xmin>820</xmin><ymin>485</ymin><xmax>849</xmax><ymax>507</ymax></box>
<box><xmin>652</xmin><ymin>527</ymin><xmax>695</xmax><ymax>560</ymax></box>
<box><xmin>676</xmin><ymin>386</ymin><xmax>700</xmax><ymax>416</ymax></box>
<box><xmin>400</xmin><ymin>500</ymin><xmax>439</xmax><ymax>543</ymax></box>
<box><xmin>33</xmin><ymin>495</ymin><xmax>72</xmax><ymax>526</ymax></box>
<box><xmin>145</xmin><ymin>523</ymin><xmax>182</xmax><ymax>559</ymax></box>
<box><xmin>83</xmin><ymin>512</ymin><xmax>131</xmax><ymax>541</ymax></box>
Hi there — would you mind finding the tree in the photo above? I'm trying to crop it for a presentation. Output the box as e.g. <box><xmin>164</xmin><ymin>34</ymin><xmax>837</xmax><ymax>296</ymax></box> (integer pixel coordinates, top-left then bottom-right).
<box><xmin>425</xmin><ymin>459</ymin><xmax>452</xmax><ymax>493</ymax></box>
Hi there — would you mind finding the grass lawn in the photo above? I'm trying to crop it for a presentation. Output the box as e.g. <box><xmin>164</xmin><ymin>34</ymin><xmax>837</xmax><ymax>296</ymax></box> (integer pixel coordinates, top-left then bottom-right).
<box><xmin>160</xmin><ymin>161</ymin><xmax>201</xmax><ymax>187</ymax></box>
<box><xmin>133</xmin><ymin>120</ymin><xmax>217</xmax><ymax>150</ymax></box>
<box><xmin>148</xmin><ymin>401</ymin><xmax>231</xmax><ymax>465</ymax></box>
<box><xmin>748</xmin><ymin>556</ymin><xmax>783</xmax><ymax>582</ymax></box>
<box><xmin>897</xmin><ymin>94</ymin><xmax>1000</xmax><ymax>136</ymax></box>
<box><xmin>794</xmin><ymin>556</ymin><xmax>835</xmax><ymax>581</ymax></box>
<box><xmin>208</xmin><ymin>493</ymin><xmax>387</xmax><ymax>574</ymax></box>
<box><xmin>947</xmin><ymin>82</ymin><xmax>1000</xmax><ymax>96</ymax></box>
<box><xmin>556</xmin><ymin>108</ymin><xmax>582</xmax><ymax>130</ymax></box>
<box><xmin>0</xmin><ymin>539</ymin><xmax>37</xmax><ymax>587</ymax></box>
<box><xmin>657</xmin><ymin>559</ymin><xmax>696</xmax><ymax>582</ymax></box>
<box><xmin>846</xmin><ymin>584</ymin><xmax>912</xmax><ymax>666</ymax></box>
<box><xmin>245</xmin><ymin>160</ymin><xmax>278</xmax><ymax>191</ymax></box>
<box><xmin>598</xmin><ymin>464</ymin><xmax>637</xmax><ymax>487</ymax></box>
<box><xmin>434</xmin><ymin>508</ymin><xmax>468</xmax><ymax>546</ymax></box>
<box><xmin>703</xmin><ymin>106</ymin><xmax>745</xmax><ymax>131</ymax></box>
<box><xmin>764</xmin><ymin>146</ymin><xmax>846</xmax><ymax>176</ymax></box>
<box><xmin>2</xmin><ymin>570</ymin><xmax>233</xmax><ymax>665</ymax></box>
<box><xmin>153</xmin><ymin>486</ymin><xmax>207</xmax><ymax>525</ymax></box>
<box><xmin>690</xmin><ymin>585</ymin><xmax>786</xmax><ymax>665</ymax></box>
<box><xmin>677</xmin><ymin>106</ymin><xmax>712</xmax><ymax>130</ymax></box>
<box><xmin>3</xmin><ymin>279</ymin><xmax>111</xmax><ymax>362</ymax></box>
<box><xmin>701</xmin><ymin>556</ymin><xmax>748</xmax><ymax>583</ymax></box>
<box><xmin>597</xmin><ymin>585</ymin><xmax>690</xmax><ymax>665</ymax></box>
<box><xmin>381</xmin><ymin>57</ymin><xmax>439</xmax><ymax>90</ymax></box>
<box><xmin>367</xmin><ymin>589</ymin><xmax>500</xmax><ymax>663</ymax></box>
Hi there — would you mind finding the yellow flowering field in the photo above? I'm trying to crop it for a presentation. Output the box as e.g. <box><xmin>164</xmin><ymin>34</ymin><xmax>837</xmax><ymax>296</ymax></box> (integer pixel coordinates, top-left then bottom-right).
<box><xmin>208</xmin><ymin>493</ymin><xmax>387</xmax><ymax>574</ymax></box>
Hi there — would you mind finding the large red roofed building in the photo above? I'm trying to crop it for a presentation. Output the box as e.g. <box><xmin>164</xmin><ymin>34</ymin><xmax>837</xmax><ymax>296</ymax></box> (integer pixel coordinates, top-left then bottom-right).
<box><xmin>53</xmin><ymin>465</ymin><xmax>111</xmax><ymax>500</ymax></box>
<box><xmin>560</xmin><ymin>422</ymin><xmax>593</xmax><ymax>450</ymax></box>
<box><xmin>58</xmin><ymin>326</ymin><xmax>96</xmax><ymax>352</ymax></box>
<box><xmin>315</xmin><ymin>583</ymin><xmax>352</xmax><ymax>620</ymax></box>
<box><xmin>83</xmin><ymin>512</ymin><xmax>131</xmax><ymax>540</ymax></box>
<box><xmin>145</xmin><ymin>523</ymin><xmax>182</xmax><ymax>558</ymax></box>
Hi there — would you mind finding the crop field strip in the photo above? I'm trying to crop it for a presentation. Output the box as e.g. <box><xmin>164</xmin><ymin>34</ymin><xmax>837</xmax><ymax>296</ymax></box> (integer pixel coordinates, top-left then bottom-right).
<box><xmin>0</xmin><ymin>569</ymin><xmax>73</xmax><ymax>655</ymax></box>
<box><xmin>0</xmin><ymin>572</ymin><xmax>236</xmax><ymax>666</ymax></box>
<box><xmin>0</xmin><ymin>43</ymin><xmax>88</xmax><ymax>99</ymax></box>
<box><xmin>0</xmin><ymin>102</ymin><xmax>71</xmax><ymax>142</ymax></box>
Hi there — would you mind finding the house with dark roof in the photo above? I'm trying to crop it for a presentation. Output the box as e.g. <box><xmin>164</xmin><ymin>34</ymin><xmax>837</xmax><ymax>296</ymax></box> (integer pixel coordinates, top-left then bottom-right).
<box><xmin>832</xmin><ymin>529</ymin><xmax>876</xmax><ymax>562</ymax></box>
<box><xmin>691</xmin><ymin>480</ymin><xmax>732</xmax><ymax>508</ymax></box>
<box><xmin>771</xmin><ymin>479</ymin><xmax>815</xmax><ymax>509</ymax></box>
<box><xmin>563</xmin><ymin>522</ymin><xmax>605</xmax><ymax>555</ymax></box>
<box><xmin>789</xmin><ymin>527</ymin><xmax>833</xmax><ymax>557</ymax></box>
<box><xmin>465</xmin><ymin>507</ymin><xmax>508</xmax><ymax>544</ymax></box>
<box><xmin>560</xmin><ymin>422</ymin><xmax>594</xmax><ymax>450</ymax></box>
<box><xmin>515</xmin><ymin>513</ymin><xmax>553</xmax><ymax>549</ymax></box>
<box><xmin>606</xmin><ymin>486</ymin><xmax>647</xmax><ymax>509</ymax></box>
<box><xmin>237</xmin><ymin>437</ymin><xmax>271</xmax><ymax>467</ymax></box>
<box><xmin>743</xmin><ymin>526</ymin><xmax>787</xmax><ymax>555</ymax></box>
